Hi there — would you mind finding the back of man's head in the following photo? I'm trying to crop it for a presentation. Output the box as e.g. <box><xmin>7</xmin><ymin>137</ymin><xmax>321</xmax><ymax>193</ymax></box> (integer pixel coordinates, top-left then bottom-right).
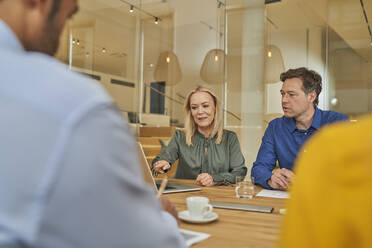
<box><xmin>0</xmin><ymin>0</ymin><xmax>78</xmax><ymax>56</ymax></box>
<box><xmin>280</xmin><ymin>67</ymin><xmax>322</xmax><ymax>106</ymax></box>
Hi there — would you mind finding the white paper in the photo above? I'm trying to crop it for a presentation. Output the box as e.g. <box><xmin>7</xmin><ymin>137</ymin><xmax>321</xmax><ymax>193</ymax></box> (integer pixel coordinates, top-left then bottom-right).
<box><xmin>179</xmin><ymin>228</ymin><xmax>210</xmax><ymax>247</ymax></box>
<box><xmin>256</xmin><ymin>189</ymin><xmax>289</xmax><ymax>199</ymax></box>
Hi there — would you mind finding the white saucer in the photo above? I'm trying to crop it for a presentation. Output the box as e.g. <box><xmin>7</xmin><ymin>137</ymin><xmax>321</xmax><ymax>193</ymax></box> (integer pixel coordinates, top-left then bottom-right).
<box><xmin>178</xmin><ymin>210</ymin><xmax>218</xmax><ymax>224</ymax></box>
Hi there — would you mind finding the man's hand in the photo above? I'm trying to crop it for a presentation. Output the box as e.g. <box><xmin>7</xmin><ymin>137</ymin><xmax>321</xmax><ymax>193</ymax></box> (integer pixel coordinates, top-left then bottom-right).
<box><xmin>267</xmin><ymin>168</ymin><xmax>294</xmax><ymax>190</ymax></box>
<box><xmin>281</xmin><ymin>168</ymin><xmax>294</xmax><ymax>183</ymax></box>
<box><xmin>153</xmin><ymin>160</ymin><xmax>171</xmax><ymax>173</ymax></box>
<box><xmin>158</xmin><ymin>196</ymin><xmax>179</xmax><ymax>224</ymax></box>
<box><xmin>196</xmin><ymin>173</ymin><xmax>215</xmax><ymax>187</ymax></box>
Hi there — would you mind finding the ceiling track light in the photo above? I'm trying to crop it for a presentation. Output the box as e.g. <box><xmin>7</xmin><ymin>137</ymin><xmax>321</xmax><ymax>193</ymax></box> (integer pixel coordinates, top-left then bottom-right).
<box><xmin>216</xmin><ymin>0</ymin><xmax>225</xmax><ymax>8</ymax></box>
<box><xmin>119</xmin><ymin>0</ymin><xmax>161</xmax><ymax>24</ymax></box>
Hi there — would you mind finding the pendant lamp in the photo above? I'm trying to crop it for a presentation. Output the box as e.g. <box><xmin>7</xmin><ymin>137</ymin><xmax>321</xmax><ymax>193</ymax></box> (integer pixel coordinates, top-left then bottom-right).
<box><xmin>200</xmin><ymin>48</ymin><xmax>225</xmax><ymax>84</ymax></box>
<box><xmin>200</xmin><ymin>1</ymin><xmax>226</xmax><ymax>85</ymax></box>
<box><xmin>154</xmin><ymin>50</ymin><xmax>182</xmax><ymax>85</ymax></box>
<box><xmin>265</xmin><ymin>44</ymin><xmax>285</xmax><ymax>84</ymax></box>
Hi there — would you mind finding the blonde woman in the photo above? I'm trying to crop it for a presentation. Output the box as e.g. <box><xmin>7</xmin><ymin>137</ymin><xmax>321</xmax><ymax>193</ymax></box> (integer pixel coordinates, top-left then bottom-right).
<box><xmin>152</xmin><ymin>86</ymin><xmax>247</xmax><ymax>186</ymax></box>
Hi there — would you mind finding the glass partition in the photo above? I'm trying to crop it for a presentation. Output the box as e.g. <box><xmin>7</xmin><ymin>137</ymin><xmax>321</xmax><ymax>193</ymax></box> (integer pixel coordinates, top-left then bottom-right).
<box><xmin>326</xmin><ymin>0</ymin><xmax>372</xmax><ymax>118</ymax></box>
<box><xmin>225</xmin><ymin>2</ymin><xmax>265</xmax><ymax>173</ymax></box>
<box><xmin>54</xmin><ymin>0</ymin><xmax>372</xmax><ymax>174</ymax></box>
<box><xmin>55</xmin><ymin>0</ymin><xmax>140</xmax><ymax>116</ymax></box>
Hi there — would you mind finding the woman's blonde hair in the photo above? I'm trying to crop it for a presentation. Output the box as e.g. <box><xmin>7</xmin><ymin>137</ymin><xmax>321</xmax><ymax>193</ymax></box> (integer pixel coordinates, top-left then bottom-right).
<box><xmin>184</xmin><ymin>86</ymin><xmax>223</xmax><ymax>146</ymax></box>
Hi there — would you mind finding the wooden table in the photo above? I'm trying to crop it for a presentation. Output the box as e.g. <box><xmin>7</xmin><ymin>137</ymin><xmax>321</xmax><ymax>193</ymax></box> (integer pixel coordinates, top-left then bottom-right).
<box><xmin>166</xmin><ymin>179</ymin><xmax>287</xmax><ymax>248</ymax></box>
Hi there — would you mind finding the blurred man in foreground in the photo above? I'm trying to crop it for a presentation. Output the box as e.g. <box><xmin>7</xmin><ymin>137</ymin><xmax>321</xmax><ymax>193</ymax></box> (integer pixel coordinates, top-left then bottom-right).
<box><xmin>280</xmin><ymin>116</ymin><xmax>372</xmax><ymax>248</ymax></box>
<box><xmin>0</xmin><ymin>0</ymin><xmax>186</xmax><ymax>247</ymax></box>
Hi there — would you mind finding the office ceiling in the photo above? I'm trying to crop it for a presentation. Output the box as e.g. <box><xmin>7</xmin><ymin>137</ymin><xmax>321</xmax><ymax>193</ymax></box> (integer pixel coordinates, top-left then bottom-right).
<box><xmin>328</xmin><ymin>0</ymin><xmax>372</xmax><ymax>62</ymax></box>
<box><xmin>77</xmin><ymin>0</ymin><xmax>372</xmax><ymax>60</ymax></box>
<box><xmin>64</xmin><ymin>0</ymin><xmax>372</xmax><ymax>72</ymax></box>
<box><xmin>267</xmin><ymin>0</ymin><xmax>372</xmax><ymax>62</ymax></box>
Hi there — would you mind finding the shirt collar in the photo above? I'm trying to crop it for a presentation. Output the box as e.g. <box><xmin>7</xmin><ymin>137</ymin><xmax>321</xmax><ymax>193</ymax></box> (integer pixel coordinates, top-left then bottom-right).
<box><xmin>283</xmin><ymin>115</ymin><xmax>297</xmax><ymax>133</ymax></box>
<box><xmin>310</xmin><ymin>107</ymin><xmax>321</xmax><ymax>130</ymax></box>
<box><xmin>194</xmin><ymin>129</ymin><xmax>216</xmax><ymax>140</ymax></box>
<box><xmin>0</xmin><ymin>19</ymin><xmax>25</xmax><ymax>53</ymax></box>
<box><xmin>284</xmin><ymin>107</ymin><xmax>321</xmax><ymax>132</ymax></box>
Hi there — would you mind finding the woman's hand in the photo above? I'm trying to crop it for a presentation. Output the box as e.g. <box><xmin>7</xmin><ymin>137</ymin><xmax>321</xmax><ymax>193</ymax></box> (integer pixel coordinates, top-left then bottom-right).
<box><xmin>196</xmin><ymin>173</ymin><xmax>215</xmax><ymax>187</ymax></box>
<box><xmin>153</xmin><ymin>160</ymin><xmax>171</xmax><ymax>173</ymax></box>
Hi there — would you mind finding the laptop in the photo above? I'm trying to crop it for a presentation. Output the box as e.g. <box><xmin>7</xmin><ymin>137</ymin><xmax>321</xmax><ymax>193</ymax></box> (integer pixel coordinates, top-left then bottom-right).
<box><xmin>137</xmin><ymin>142</ymin><xmax>201</xmax><ymax>194</ymax></box>
<box><xmin>210</xmin><ymin>202</ymin><xmax>273</xmax><ymax>213</ymax></box>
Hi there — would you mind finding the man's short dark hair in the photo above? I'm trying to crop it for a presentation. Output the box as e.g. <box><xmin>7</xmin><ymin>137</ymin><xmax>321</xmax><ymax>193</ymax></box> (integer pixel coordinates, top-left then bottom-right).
<box><xmin>280</xmin><ymin>67</ymin><xmax>322</xmax><ymax>106</ymax></box>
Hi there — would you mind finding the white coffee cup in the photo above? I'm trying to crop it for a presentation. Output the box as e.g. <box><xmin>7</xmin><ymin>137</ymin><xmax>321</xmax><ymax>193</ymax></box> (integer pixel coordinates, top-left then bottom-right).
<box><xmin>186</xmin><ymin>196</ymin><xmax>213</xmax><ymax>220</ymax></box>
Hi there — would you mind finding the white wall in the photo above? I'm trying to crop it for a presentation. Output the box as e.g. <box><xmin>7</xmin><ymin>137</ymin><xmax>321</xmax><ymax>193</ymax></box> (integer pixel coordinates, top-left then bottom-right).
<box><xmin>328</xmin><ymin>46</ymin><xmax>372</xmax><ymax>115</ymax></box>
<box><xmin>170</xmin><ymin>0</ymin><xmax>224</xmax><ymax>124</ymax></box>
<box><xmin>266</xmin><ymin>27</ymin><xmax>327</xmax><ymax>114</ymax></box>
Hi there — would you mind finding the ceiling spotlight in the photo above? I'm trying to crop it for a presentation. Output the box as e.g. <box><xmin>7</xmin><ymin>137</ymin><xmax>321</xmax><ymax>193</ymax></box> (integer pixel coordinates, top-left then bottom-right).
<box><xmin>72</xmin><ymin>38</ymin><xmax>76</xmax><ymax>45</ymax></box>
<box><xmin>102</xmin><ymin>48</ymin><xmax>106</xmax><ymax>53</ymax></box>
<box><xmin>76</xmin><ymin>39</ymin><xmax>80</xmax><ymax>46</ymax></box>
<box><xmin>154</xmin><ymin>17</ymin><xmax>159</xmax><ymax>24</ymax></box>
<box><xmin>129</xmin><ymin>5</ymin><xmax>134</xmax><ymax>13</ymax></box>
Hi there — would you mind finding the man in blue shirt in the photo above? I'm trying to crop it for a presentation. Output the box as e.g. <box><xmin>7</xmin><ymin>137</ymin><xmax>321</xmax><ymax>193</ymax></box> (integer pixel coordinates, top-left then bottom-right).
<box><xmin>251</xmin><ymin>67</ymin><xmax>348</xmax><ymax>190</ymax></box>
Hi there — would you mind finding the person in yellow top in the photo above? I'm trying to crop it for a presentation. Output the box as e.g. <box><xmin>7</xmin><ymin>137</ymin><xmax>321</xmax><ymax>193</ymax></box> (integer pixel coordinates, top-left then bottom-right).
<box><xmin>279</xmin><ymin>115</ymin><xmax>372</xmax><ymax>248</ymax></box>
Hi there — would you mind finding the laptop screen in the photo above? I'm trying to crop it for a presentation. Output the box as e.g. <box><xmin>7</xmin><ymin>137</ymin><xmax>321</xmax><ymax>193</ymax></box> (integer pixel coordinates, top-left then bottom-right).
<box><xmin>136</xmin><ymin>142</ymin><xmax>158</xmax><ymax>192</ymax></box>
<box><xmin>136</xmin><ymin>142</ymin><xmax>201</xmax><ymax>194</ymax></box>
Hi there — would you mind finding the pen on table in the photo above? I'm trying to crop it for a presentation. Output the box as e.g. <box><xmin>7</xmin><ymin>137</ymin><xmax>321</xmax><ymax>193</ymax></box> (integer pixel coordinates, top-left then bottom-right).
<box><xmin>156</xmin><ymin>176</ymin><xmax>168</xmax><ymax>197</ymax></box>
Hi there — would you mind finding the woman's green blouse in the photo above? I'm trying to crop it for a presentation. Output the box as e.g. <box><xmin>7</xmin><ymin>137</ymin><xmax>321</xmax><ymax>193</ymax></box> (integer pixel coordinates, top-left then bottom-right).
<box><xmin>152</xmin><ymin>129</ymin><xmax>247</xmax><ymax>184</ymax></box>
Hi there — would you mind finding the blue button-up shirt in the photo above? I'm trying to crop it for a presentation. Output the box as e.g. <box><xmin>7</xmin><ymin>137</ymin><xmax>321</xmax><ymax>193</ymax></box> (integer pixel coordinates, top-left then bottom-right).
<box><xmin>251</xmin><ymin>108</ymin><xmax>348</xmax><ymax>189</ymax></box>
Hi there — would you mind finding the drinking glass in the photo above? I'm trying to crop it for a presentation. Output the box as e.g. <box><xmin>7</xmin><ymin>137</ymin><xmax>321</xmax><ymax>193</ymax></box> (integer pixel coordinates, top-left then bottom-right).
<box><xmin>235</xmin><ymin>176</ymin><xmax>255</xmax><ymax>199</ymax></box>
